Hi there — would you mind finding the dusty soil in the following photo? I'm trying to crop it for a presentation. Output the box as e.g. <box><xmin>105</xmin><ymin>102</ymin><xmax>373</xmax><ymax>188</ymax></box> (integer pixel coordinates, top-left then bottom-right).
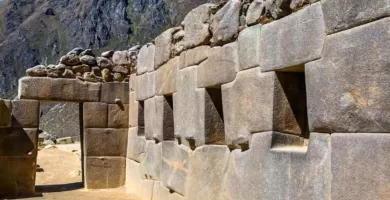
<box><xmin>17</xmin><ymin>143</ymin><xmax>137</xmax><ymax>200</ymax></box>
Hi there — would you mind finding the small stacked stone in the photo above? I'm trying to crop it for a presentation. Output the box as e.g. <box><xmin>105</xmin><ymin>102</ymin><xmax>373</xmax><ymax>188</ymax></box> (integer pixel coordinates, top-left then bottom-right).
<box><xmin>26</xmin><ymin>47</ymin><xmax>139</xmax><ymax>83</ymax></box>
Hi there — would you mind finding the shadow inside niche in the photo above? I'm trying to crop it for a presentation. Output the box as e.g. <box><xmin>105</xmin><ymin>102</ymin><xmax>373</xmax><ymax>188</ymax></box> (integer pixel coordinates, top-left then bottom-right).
<box><xmin>35</xmin><ymin>182</ymin><xmax>83</xmax><ymax>193</ymax></box>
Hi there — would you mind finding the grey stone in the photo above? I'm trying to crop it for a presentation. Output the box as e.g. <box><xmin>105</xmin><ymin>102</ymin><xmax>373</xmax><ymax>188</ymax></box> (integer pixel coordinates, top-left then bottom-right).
<box><xmin>332</xmin><ymin>133</ymin><xmax>390</xmax><ymax>200</ymax></box>
<box><xmin>238</xmin><ymin>25</ymin><xmax>261</xmax><ymax>70</ymax></box>
<box><xmin>183</xmin><ymin>4</ymin><xmax>214</xmax><ymax>48</ymax></box>
<box><xmin>144</xmin><ymin>97</ymin><xmax>157</xmax><ymax>140</ymax></box>
<box><xmin>56</xmin><ymin>137</ymin><xmax>74</xmax><ymax>144</ymax></box>
<box><xmin>155</xmin><ymin>28</ymin><xmax>175</xmax><ymax>68</ymax></box>
<box><xmin>137</xmin><ymin>44</ymin><xmax>156</xmax><ymax>75</ymax></box>
<box><xmin>84</xmin><ymin>128</ymin><xmax>128</xmax><ymax>156</ymax></box>
<box><xmin>259</xmin><ymin>3</ymin><xmax>325</xmax><ymax>72</ymax></box>
<box><xmin>125</xmin><ymin>159</ymin><xmax>154</xmax><ymax>200</ymax></box>
<box><xmin>84</xmin><ymin>156</ymin><xmax>125</xmax><ymax>189</ymax></box>
<box><xmin>136</xmin><ymin>72</ymin><xmax>156</xmax><ymax>101</ymax></box>
<box><xmin>101</xmin><ymin>50</ymin><xmax>114</xmax><ymax>58</ymax></box>
<box><xmin>129</xmin><ymin>73</ymin><xmax>137</xmax><ymax>93</ymax></box>
<box><xmin>101</xmin><ymin>82</ymin><xmax>129</xmax><ymax>104</ymax></box>
<box><xmin>112</xmin><ymin>73</ymin><xmax>125</xmax><ymax>82</ymax></box>
<box><xmin>246</xmin><ymin>0</ymin><xmax>266</xmax><ymax>25</ymax></box>
<box><xmin>322</xmin><ymin>0</ymin><xmax>390</xmax><ymax>34</ymax></box>
<box><xmin>0</xmin><ymin>128</ymin><xmax>37</xmax><ymax>157</ymax></box>
<box><xmin>83</xmin><ymin>102</ymin><xmax>108</xmax><ymax>128</ymax></box>
<box><xmin>129</xmin><ymin>92</ymin><xmax>139</xmax><ymax>128</ymax></box>
<box><xmin>153</xmin><ymin>182</ymin><xmax>186</xmax><ymax>200</ymax></box>
<box><xmin>112</xmin><ymin>65</ymin><xmax>129</xmax><ymax>74</ymax></box>
<box><xmin>11</xmin><ymin>100</ymin><xmax>39</xmax><ymax>128</ymax></box>
<box><xmin>290</xmin><ymin>0</ymin><xmax>319</xmax><ymax>11</ymax></box>
<box><xmin>139</xmin><ymin>141</ymin><xmax>162</xmax><ymax>181</ymax></box>
<box><xmin>80</xmin><ymin>49</ymin><xmax>95</xmax><ymax>57</ymax></box>
<box><xmin>60</xmin><ymin>54</ymin><xmax>81</xmax><ymax>66</ymax></box>
<box><xmin>72</xmin><ymin>64</ymin><xmax>91</xmax><ymax>73</ymax></box>
<box><xmin>127</xmin><ymin>127</ymin><xmax>146</xmax><ymax>162</ymax></box>
<box><xmin>0</xmin><ymin>100</ymin><xmax>12</xmax><ymax>128</ymax></box>
<box><xmin>197</xmin><ymin>42</ymin><xmax>238</xmax><ymax>88</ymax></box>
<box><xmin>210</xmin><ymin>0</ymin><xmax>240</xmax><ymax>46</ymax></box>
<box><xmin>179</xmin><ymin>46</ymin><xmax>210</xmax><ymax>69</ymax></box>
<box><xmin>108</xmin><ymin>104</ymin><xmax>129</xmax><ymax>128</ymax></box>
<box><xmin>306</xmin><ymin>18</ymin><xmax>390</xmax><ymax>133</ymax></box>
<box><xmin>155</xmin><ymin>57</ymin><xmax>178</xmax><ymax>95</ymax></box>
<box><xmin>154</xmin><ymin>95</ymin><xmax>175</xmax><ymax>142</ymax></box>
<box><xmin>112</xmin><ymin>51</ymin><xmax>130</xmax><ymax>66</ymax></box>
<box><xmin>96</xmin><ymin>57</ymin><xmax>114</xmax><ymax>70</ymax></box>
<box><xmin>26</xmin><ymin>65</ymin><xmax>47</xmax><ymax>77</ymax></box>
<box><xmin>67</xmin><ymin>47</ymin><xmax>84</xmax><ymax>56</ymax></box>
<box><xmin>80</xmin><ymin>55</ymin><xmax>97</xmax><ymax>66</ymax></box>
<box><xmin>62</xmin><ymin>69</ymin><xmax>75</xmax><ymax>78</ymax></box>
<box><xmin>83</xmin><ymin>72</ymin><xmax>102</xmax><ymax>83</ymax></box>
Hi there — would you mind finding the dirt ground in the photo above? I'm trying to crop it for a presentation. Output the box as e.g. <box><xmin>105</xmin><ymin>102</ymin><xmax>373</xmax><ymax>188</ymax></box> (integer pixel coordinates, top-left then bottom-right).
<box><xmin>16</xmin><ymin>143</ymin><xmax>137</xmax><ymax>200</ymax></box>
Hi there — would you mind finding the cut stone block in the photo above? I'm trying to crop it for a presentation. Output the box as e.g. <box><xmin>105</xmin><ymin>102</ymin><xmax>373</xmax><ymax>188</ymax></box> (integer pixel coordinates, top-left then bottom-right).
<box><xmin>0</xmin><ymin>128</ymin><xmax>37</xmax><ymax>157</ymax></box>
<box><xmin>11</xmin><ymin>100</ymin><xmax>39</xmax><ymax>128</ymax></box>
<box><xmin>179</xmin><ymin>46</ymin><xmax>210</xmax><ymax>69</ymax></box>
<box><xmin>186</xmin><ymin>145</ymin><xmax>230</xmax><ymax>200</ymax></box>
<box><xmin>0</xmin><ymin>157</ymin><xmax>36</xmax><ymax>197</ymax></box>
<box><xmin>238</xmin><ymin>25</ymin><xmax>261</xmax><ymax>71</ymax></box>
<box><xmin>84</xmin><ymin>156</ymin><xmax>125</xmax><ymax>189</ymax></box>
<box><xmin>136</xmin><ymin>72</ymin><xmax>156</xmax><ymax>101</ymax></box>
<box><xmin>129</xmin><ymin>92</ymin><xmax>141</xmax><ymax>128</ymax></box>
<box><xmin>161</xmin><ymin>141</ymin><xmax>191</xmax><ymax>196</ymax></box>
<box><xmin>259</xmin><ymin>3</ymin><xmax>325</xmax><ymax>72</ymax></box>
<box><xmin>137</xmin><ymin>44</ymin><xmax>156</xmax><ymax>75</ymax></box>
<box><xmin>155</xmin><ymin>95</ymin><xmax>175</xmax><ymax>142</ymax></box>
<box><xmin>83</xmin><ymin>102</ymin><xmax>108</xmax><ymax>128</ymax></box>
<box><xmin>18</xmin><ymin>77</ymin><xmax>101</xmax><ymax>102</ymax></box>
<box><xmin>155</xmin><ymin>57</ymin><xmax>179</xmax><ymax>95</ymax></box>
<box><xmin>130</xmin><ymin>73</ymin><xmax>137</xmax><ymax>93</ymax></box>
<box><xmin>101</xmin><ymin>82</ymin><xmax>129</xmax><ymax>104</ymax></box>
<box><xmin>145</xmin><ymin>97</ymin><xmax>157</xmax><ymax>140</ymax></box>
<box><xmin>84</xmin><ymin>128</ymin><xmax>128</xmax><ymax>156</ymax></box>
<box><xmin>0</xmin><ymin>100</ymin><xmax>12</xmax><ymax>128</ymax></box>
<box><xmin>139</xmin><ymin>141</ymin><xmax>162</xmax><ymax>181</ymax></box>
<box><xmin>222</xmin><ymin>68</ymin><xmax>307</xmax><ymax>147</ymax></box>
<box><xmin>332</xmin><ymin>133</ymin><xmax>390</xmax><ymax>200</ymax></box>
<box><xmin>155</xmin><ymin>28</ymin><xmax>175</xmax><ymax>68</ymax></box>
<box><xmin>306</xmin><ymin>18</ymin><xmax>390</xmax><ymax>133</ymax></box>
<box><xmin>125</xmin><ymin>159</ymin><xmax>154</xmax><ymax>200</ymax></box>
<box><xmin>322</xmin><ymin>0</ymin><xmax>390</xmax><ymax>34</ymax></box>
<box><xmin>197</xmin><ymin>42</ymin><xmax>238</xmax><ymax>88</ymax></box>
<box><xmin>108</xmin><ymin>104</ymin><xmax>129</xmax><ymax>128</ymax></box>
<box><xmin>127</xmin><ymin>127</ymin><xmax>146</xmax><ymax>162</ymax></box>
<box><xmin>183</xmin><ymin>4</ymin><xmax>214</xmax><ymax>48</ymax></box>
<box><xmin>152</xmin><ymin>181</ymin><xmax>186</xmax><ymax>200</ymax></box>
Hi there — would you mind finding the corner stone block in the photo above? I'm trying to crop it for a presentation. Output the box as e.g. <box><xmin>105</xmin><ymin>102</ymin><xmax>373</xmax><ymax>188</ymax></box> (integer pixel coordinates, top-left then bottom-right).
<box><xmin>0</xmin><ymin>100</ymin><xmax>12</xmax><ymax>128</ymax></box>
<box><xmin>108</xmin><ymin>104</ymin><xmax>129</xmax><ymax>128</ymax></box>
<box><xmin>259</xmin><ymin>3</ymin><xmax>325</xmax><ymax>72</ymax></box>
<box><xmin>197</xmin><ymin>42</ymin><xmax>238</xmax><ymax>88</ymax></box>
<box><xmin>136</xmin><ymin>72</ymin><xmax>156</xmax><ymax>101</ymax></box>
<box><xmin>186</xmin><ymin>145</ymin><xmax>230</xmax><ymax>200</ymax></box>
<box><xmin>179</xmin><ymin>46</ymin><xmax>210</xmax><ymax>70</ymax></box>
<box><xmin>127</xmin><ymin>127</ymin><xmax>146</xmax><ymax>162</ymax></box>
<box><xmin>156</xmin><ymin>57</ymin><xmax>178</xmax><ymax>95</ymax></box>
<box><xmin>139</xmin><ymin>141</ymin><xmax>162</xmax><ymax>181</ymax></box>
<box><xmin>84</xmin><ymin>128</ymin><xmax>128</xmax><ymax>156</ymax></box>
<box><xmin>11</xmin><ymin>100</ymin><xmax>39</xmax><ymax>128</ymax></box>
<box><xmin>332</xmin><ymin>133</ymin><xmax>390</xmax><ymax>200</ymax></box>
<box><xmin>84</xmin><ymin>156</ymin><xmax>125</xmax><ymax>189</ymax></box>
<box><xmin>0</xmin><ymin>128</ymin><xmax>37</xmax><ymax>157</ymax></box>
<box><xmin>125</xmin><ymin>159</ymin><xmax>154</xmax><ymax>200</ymax></box>
<box><xmin>83</xmin><ymin>102</ymin><xmax>108</xmax><ymax>128</ymax></box>
<box><xmin>183</xmin><ymin>4</ymin><xmax>214</xmax><ymax>49</ymax></box>
<box><xmin>101</xmin><ymin>82</ymin><xmax>129</xmax><ymax>104</ymax></box>
<box><xmin>238</xmin><ymin>25</ymin><xmax>261</xmax><ymax>71</ymax></box>
<box><xmin>155</xmin><ymin>28</ymin><xmax>174</xmax><ymax>68</ymax></box>
<box><xmin>322</xmin><ymin>0</ymin><xmax>390</xmax><ymax>34</ymax></box>
<box><xmin>18</xmin><ymin>77</ymin><xmax>101</xmax><ymax>102</ymax></box>
<box><xmin>222</xmin><ymin>68</ymin><xmax>305</xmax><ymax>147</ymax></box>
<box><xmin>137</xmin><ymin>44</ymin><xmax>156</xmax><ymax>75</ymax></box>
<box><xmin>161</xmin><ymin>141</ymin><xmax>192</xmax><ymax>196</ymax></box>
<box><xmin>306</xmin><ymin>18</ymin><xmax>390</xmax><ymax>133</ymax></box>
<box><xmin>155</xmin><ymin>95</ymin><xmax>175</xmax><ymax>142</ymax></box>
<box><xmin>145</xmin><ymin>97</ymin><xmax>157</xmax><ymax>140</ymax></box>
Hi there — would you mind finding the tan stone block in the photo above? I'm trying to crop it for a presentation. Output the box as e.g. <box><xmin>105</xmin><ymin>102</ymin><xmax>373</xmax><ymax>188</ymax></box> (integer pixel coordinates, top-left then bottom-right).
<box><xmin>155</xmin><ymin>28</ymin><xmax>175</xmax><ymax>68</ymax></box>
<box><xmin>125</xmin><ymin>159</ymin><xmax>154</xmax><ymax>199</ymax></box>
<box><xmin>0</xmin><ymin>128</ymin><xmax>37</xmax><ymax>157</ymax></box>
<box><xmin>11</xmin><ymin>100</ymin><xmax>39</xmax><ymax>128</ymax></box>
<box><xmin>108</xmin><ymin>104</ymin><xmax>129</xmax><ymax>128</ymax></box>
<box><xmin>155</xmin><ymin>57</ymin><xmax>178</xmax><ymax>95</ymax></box>
<box><xmin>84</xmin><ymin>156</ymin><xmax>125</xmax><ymax>189</ymax></box>
<box><xmin>127</xmin><ymin>127</ymin><xmax>146</xmax><ymax>162</ymax></box>
<box><xmin>83</xmin><ymin>102</ymin><xmax>108</xmax><ymax>128</ymax></box>
<box><xmin>84</xmin><ymin>128</ymin><xmax>128</xmax><ymax>156</ymax></box>
<box><xmin>179</xmin><ymin>46</ymin><xmax>210</xmax><ymax>69</ymax></box>
<box><xmin>101</xmin><ymin>82</ymin><xmax>129</xmax><ymax>104</ymax></box>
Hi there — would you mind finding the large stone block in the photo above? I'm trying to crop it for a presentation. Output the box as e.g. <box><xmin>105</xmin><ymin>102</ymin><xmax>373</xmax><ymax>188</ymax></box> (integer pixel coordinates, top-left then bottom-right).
<box><xmin>129</xmin><ymin>92</ymin><xmax>142</xmax><ymax>128</ymax></box>
<box><xmin>210</xmin><ymin>0</ymin><xmax>240</xmax><ymax>46</ymax></box>
<box><xmin>83</xmin><ymin>102</ymin><xmax>108</xmax><ymax>128</ymax></box>
<box><xmin>130</xmin><ymin>73</ymin><xmax>137</xmax><ymax>93</ymax></box>
<box><xmin>155</xmin><ymin>28</ymin><xmax>174</xmax><ymax>68</ymax></box>
<box><xmin>238</xmin><ymin>25</ymin><xmax>261</xmax><ymax>71</ymax></box>
<box><xmin>306</xmin><ymin>18</ymin><xmax>390</xmax><ymax>133</ymax></box>
<box><xmin>179</xmin><ymin>46</ymin><xmax>210</xmax><ymax>69</ymax></box>
<box><xmin>84</xmin><ymin>156</ymin><xmax>126</xmax><ymax>189</ymax></box>
<box><xmin>161</xmin><ymin>141</ymin><xmax>192</xmax><ymax>196</ymax></box>
<box><xmin>322</xmin><ymin>0</ymin><xmax>390</xmax><ymax>34</ymax></box>
<box><xmin>127</xmin><ymin>127</ymin><xmax>146</xmax><ymax>162</ymax></box>
<box><xmin>259</xmin><ymin>3</ymin><xmax>325</xmax><ymax>72</ymax></box>
<box><xmin>137</xmin><ymin>44</ymin><xmax>156</xmax><ymax>75</ymax></box>
<box><xmin>125</xmin><ymin>159</ymin><xmax>154</xmax><ymax>200</ymax></box>
<box><xmin>155</xmin><ymin>95</ymin><xmax>175</xmax><ymax>142</ymax></box>
<box><xmin>18</xmin><ymin>77</ymin><xmax>101</xmax><ymax>102</ymax></box>
<box><xmin>139</xmin><ymin>141</ymin><xmax>162</xmax><ymax>181</ymax></box>
<box><xmin>332</xmin><ymin>133</ymin><xmax>390</xmax><ymax>200</ymax></box>
<box><xmin>108</xmin><ymin>104</ymin><xmax>129</xmax><ymax>128</ymax></box>
<box><xmin>101</xmin><ymin>82</ymin><xmax>129</xmax><ymax>104</ymax></box>
<box><xmin>0</xmin><ymin>157</ymin><xmax>36</xmax><ymax>197</ymax></box>
<box><xmin>0</xmin><ymin>100</ymin><xmax>12</xmax><ymax>128</ymax></box>
<box><xmin>197</xmin><ymin>42</ymin><xmax>238</xmax><ymax>88</ymax></box>
<box><xmin>0</xmin><ymin>128</ymin><xmax>37</xmax><ymax>157</ymax></box>
<box><xmin>136</xmin><ymin>72</ymin><xmax>156</xmax><ymax>101</ymax></box>
<box><xmin>155</xmin><ymin>57</ymin><xmax>178</xmax><ymax>95</ymax></box>
<box><xmin>183</xmin><ymin>4</ymin><xmax>214</xmax><ymax>48</ymax></box>
<box><xmin>11</xmin><ymin>100</ymin><xmax>39</xmax><ymax>128</ymax></box>
<box><xmin>222</xmin><ymin>68</ymin><xmax>306</xmax><ymax>147</ymax></box>
<box><xmin>186</xmin><ymin>145</ymin><xmax>230</xmax><ymax>200</ymax></box>
<box><xmin>84</xmin><ymin>128</ymin><xmax>128</xmax><ymax>156</ymax></box>
<box><xmin>145</xmin><ymin>97</ymin><xmax>157</xmax><ymax>140</ymax></box>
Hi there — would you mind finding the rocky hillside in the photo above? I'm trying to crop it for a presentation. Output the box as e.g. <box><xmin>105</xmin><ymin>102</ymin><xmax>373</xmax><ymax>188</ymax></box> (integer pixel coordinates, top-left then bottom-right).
<box><xmin>0</xmin><ymin>0</ymin><xmax>216</xmax><ymax>99</ymax></box>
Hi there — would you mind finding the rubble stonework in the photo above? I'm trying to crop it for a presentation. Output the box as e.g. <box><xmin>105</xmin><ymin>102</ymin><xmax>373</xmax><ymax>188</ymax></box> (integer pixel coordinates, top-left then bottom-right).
<box><xmin>2</xmin><ymin>0</ymin><xmax>390</xmax><ymax>199</ymax></box>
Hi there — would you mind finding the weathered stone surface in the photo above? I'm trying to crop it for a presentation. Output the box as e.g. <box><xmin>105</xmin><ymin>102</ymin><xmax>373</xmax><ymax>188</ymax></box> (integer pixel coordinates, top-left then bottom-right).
<box><xmin>0</xmin><ymin>157</ymin><xmax>36</xmax><ymax>197</ymax></box>
<box><xmin>101</xmin><ymin>82</ymin><xmax>129</xmax><ymax>104</ymax></box>
<box><xmin>11</xmin><ymin>100</ymin><xmax>39</xmax><ymax>128</ymax></box>
<box><xmin>155</xmin><ymin>28</ymin><xmax>174</xmax><ymax>68</ymax></box>
<box><xmin>108</xmin><ymin>104</ymin><xmax>129</xmax><ymax>128</ymax></box>
<box><xmin>153</xmin><ymin>182</ymin><xmax>186</xmax><ymax>200</ymax></box>
<box><xmin>136</xmin><ymin>72</ymin><xmax>156</xmax><ymax>101</ymax></box>
<box><xmin>155</xmin><ymin>95</ymin><xmax>175</xmax><ymax>142</ymax></box>
<box><xmin>222</xmin><ymin>68</ymin><xmax>307</xmax><ymax>147</ymax></box>
<box><xmin>290</xmin><ymin>0</ymin><xmax>319</xmax><ymax>11</ymax></box>
<box><xmin>137</xmin><ymin>44</ymin><xmax>156</xmax><ymax>75</ymax></box>
<box><xmin>306</xmin><ymin>18</ymin><xmax>390</xmax><ymax>133</ymax></box>
<box><xmin>246</xmin><ymin>0</ymin><xmax>293</xmax><ymax>25</ymax></box>
<box><xmin>0</xmin><ymin>100</ymin><xmax>12</xmax><ymax>128</ymax></box>
<box><xmin>197</xmin><ymin>42</ymin><xmax>238</xmax><ymax>88</ymax></box>
<box><xmin>97</xmin><ymin>57</ymin><xmax>114</xmax><ymax>70</ymax></box>
<box><xmin>19</xmin><ymin>77</ymin><xmax>101</xmax><ymax>102</ymax></box>
<box><xmin>101</xmin><ymin>51</ymin><xmax>114</xmax><ymax>58</ymax></box>
<box><xmin>238</xmin><ymin>25</ymin><xmax>261</xmax><ymax>70</ymax></box>
<box><xmin>161</xmin><ymin>141</ymin><xmax>191</xmax><ymax>196</ymax></box>
<box><xmin>210</xmin><ymin>0</ymin><xmax>240</xmax><ymax>46</ymax></box>
<box><xmin>60</xmin><ymin>54</ymin><xmax>81</xmax><ymax>66</ymax></box>
<box><xmin>26</xmin><ymin>65</ymin><xmax>47</xmax><ymax>77</ymax></box>
<box><xmin>72</xmin><ymin>64</ymin><xmax>91</xmax><ymax>74</ymax></box>
<box><xmin>129</xmin><ymin>73</ymin><xmax>137</xmax><ymax>93</ymax></box>
<box><xmin>186</xmin><ymin>145</ymin><xmax>230</xmax><ymax>200</ymax></box>
<box><xmin>0</xmin><ymin>128</ymin><xmax>37</xmax><ymax>157</ymax></box>
<box><xmin>80</xmin><ymin>55</ymin><xmax>97</xmax><ymax>66</ymax></box>
<box><xmin>155</xmin><ymin>57</ymin><xmax>178</xmax><ymax>95</ymax></box>
<box><xmin>84</xmin><ymin>128</ymin><xmax>128</xmax><ymax>156</ymax></box>
<box><xmin>83</xmin><ymin>102</ymin><xmax>108</xmax><ymax>128</ymax></box>
<box><xmin>139</xmin><ymin>141</ymin><xmax>162</xmax><ymax>181</ymax></box>
<box><xmin>332</xmin><ymin>133</ymin><xmax>390</xmax><ymax>200</ymax></box>
<box><xmin>259</xmin><ymin>3</ymin><xmax>325</xmax><ymax>72</ymax></box>
<box><xmin>127</xmin><ymin>127</ymin><xmax>146</xmax><ymax>162</ymax></box>
<box><xmin>183</xmin><ymin>4</ymin><xmax>214</xmax><ymax>48</ymax></box>
<box><xmin>322</xmin><ymin>0</ymin><xmax>390</xmax><ymax>34</ymax></box>
<box><xmin>112</xmin><ymin>51</ymin><xmax>130</xmax><ymax>66</ymax></box>
<box><xmin>112</xmin><ymin>66</ymin><xmax>129</xmax><ymax>74</ymax></box>
<box><xmin>84</xmin><ymin>156</ymin><xmax>125</xmax><ymax>189</ymax></box>
<box><xmin>179</xmin><ymin>46</ymin><xmax>210</xmax><ymax>69</ymax></box>
<box><xmin>129</xmin><ymin>92</ymin><xmax>141</xmax><ymax>128</ymax></box>
<box><xmin>144</xmin><ymin>97</ymin><xmax>156</xmax><ymax>140</ymax></box>
<box><xmin>125</xmin><ymin>159</ymin><xmax>154</xmax><ymax>200</ymax></box>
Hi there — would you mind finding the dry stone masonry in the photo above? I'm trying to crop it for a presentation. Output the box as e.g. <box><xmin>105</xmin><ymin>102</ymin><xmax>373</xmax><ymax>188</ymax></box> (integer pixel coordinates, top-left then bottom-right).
<box><xmin>1</xmin><ymin>0</ymin><xmax>390</xmax><ymax>199</ymax></box>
